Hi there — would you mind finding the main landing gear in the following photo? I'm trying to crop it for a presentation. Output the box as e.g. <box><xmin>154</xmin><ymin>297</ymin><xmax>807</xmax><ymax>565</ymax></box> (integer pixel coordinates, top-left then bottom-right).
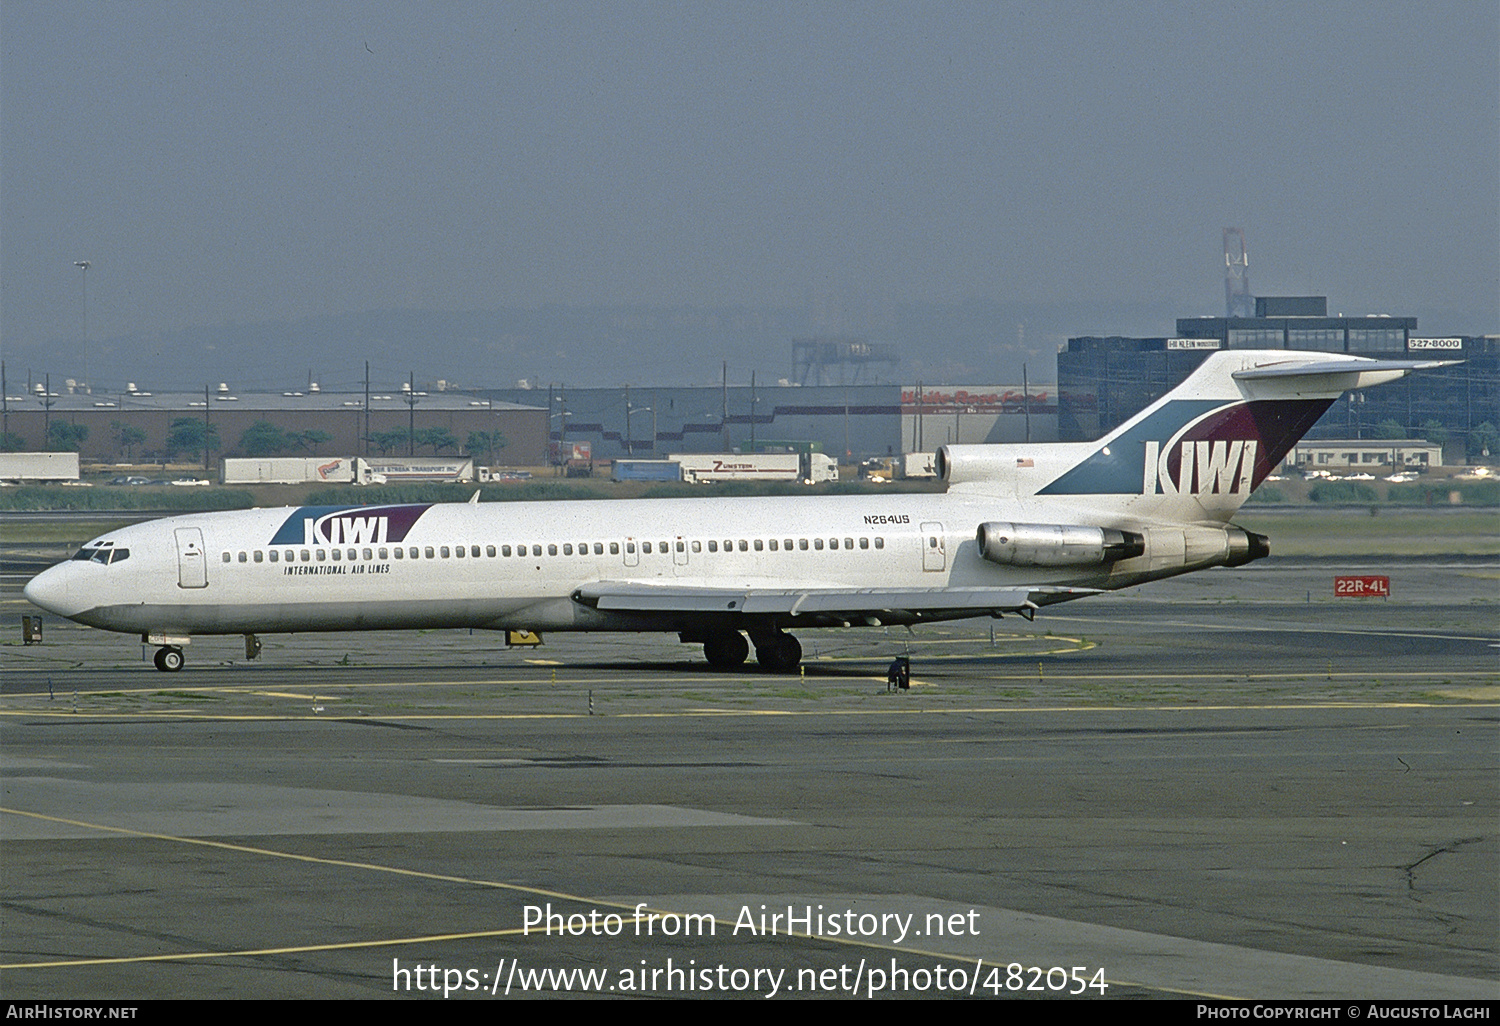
<box><xmin>695</xmin><ymin>629</ymin><xmax>803</xmax><ymax>673</ymax></box>
<box><xmin>153</xmin><ymin>646</ymin><xmax>184</xmax><ymax>672</ymax></box>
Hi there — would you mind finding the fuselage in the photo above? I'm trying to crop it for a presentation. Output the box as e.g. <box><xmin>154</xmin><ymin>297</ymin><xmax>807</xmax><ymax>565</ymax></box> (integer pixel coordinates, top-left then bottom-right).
<box><xmin>22</xmin><ymin>490</ymin><xmax>1209</xmax><ymax>639</ymax></box>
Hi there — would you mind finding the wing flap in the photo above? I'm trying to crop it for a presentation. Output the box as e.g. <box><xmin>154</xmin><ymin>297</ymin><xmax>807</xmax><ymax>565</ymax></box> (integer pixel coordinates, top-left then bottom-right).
<box><xmin>575</xmin><ymin>581</ymin><xmax>1096</xmax><ymax>616</ymax></box>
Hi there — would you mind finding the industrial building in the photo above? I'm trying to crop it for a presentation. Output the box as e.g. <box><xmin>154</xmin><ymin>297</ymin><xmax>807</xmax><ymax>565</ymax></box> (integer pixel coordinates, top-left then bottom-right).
<box><xmin>1058</xmin><ymin>296</ymin><xmax>1496</xmax><ymax>457</ymax></box>
<box><xmin>476</xmin><ymin>381</ymin><xmax>1058</xmax><ymax>463</ymax></box>
<box><xmin>0</xmin><ymin>384</ymin><xmax>547</xmax><ymax>467</ymax></box>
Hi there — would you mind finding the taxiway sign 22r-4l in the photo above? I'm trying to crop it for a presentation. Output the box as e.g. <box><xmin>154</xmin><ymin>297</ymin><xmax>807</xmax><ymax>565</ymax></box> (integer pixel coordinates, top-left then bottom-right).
<box><xmin>24</xmin><ymin>350</ymin><xmax>1451</xmax><ymax>672</ymax></box>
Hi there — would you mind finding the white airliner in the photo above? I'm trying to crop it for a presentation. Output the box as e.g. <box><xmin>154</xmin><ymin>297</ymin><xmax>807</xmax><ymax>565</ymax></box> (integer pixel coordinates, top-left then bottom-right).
<box><xmin>24</xmin><ymin>350</ymin><xmax>1448</xmax><ymax>672</ymax></box>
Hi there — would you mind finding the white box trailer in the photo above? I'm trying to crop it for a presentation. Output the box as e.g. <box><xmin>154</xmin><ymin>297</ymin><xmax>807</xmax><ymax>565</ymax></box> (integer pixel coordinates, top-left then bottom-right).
<box><xmin>355</xmin><ymin>457</ymin><xmax>474</xmax><ymax>484</ymax></box>
<box><xmin>669</xmin><ymin>452</ymin><xmax>837</xmax><ymax>484</ymax></box>
<box><xmin>900</xmin><ymin>452</ymin><xmax>937</xmax><ymax>479</ymax></box>
<box><xmin>0</xmin><ymin>452</ymin><xmax>80</xmax><ymax>483</ymax></box>
<box><xmin>221</xmin><ymin>457</ymin><xmax>355</xmax><ymax>485</ymax></box>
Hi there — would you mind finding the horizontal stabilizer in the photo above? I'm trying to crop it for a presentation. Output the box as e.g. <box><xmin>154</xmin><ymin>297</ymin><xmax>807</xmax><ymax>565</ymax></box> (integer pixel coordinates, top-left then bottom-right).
<box><xmin>1232</xmin><ymin>357</ymin><xmax>1459</xmax><ymax>380</ymax></box>
<box><xmin>1233</xmin><ymin>357</ymin><xmax>1461</xmax><ymax>393</ymax></box>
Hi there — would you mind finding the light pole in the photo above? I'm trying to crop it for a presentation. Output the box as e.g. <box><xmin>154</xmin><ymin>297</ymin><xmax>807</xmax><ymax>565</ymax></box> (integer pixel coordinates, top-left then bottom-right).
<box><xmin>74</xmin><ymin>261</ymin><xmax>90</xmax><ymax>389</ymax></box>
<box><xmin>406</xmin><ymin>372</ymin><xmax>418</xmax><ymax>456</ymax></box>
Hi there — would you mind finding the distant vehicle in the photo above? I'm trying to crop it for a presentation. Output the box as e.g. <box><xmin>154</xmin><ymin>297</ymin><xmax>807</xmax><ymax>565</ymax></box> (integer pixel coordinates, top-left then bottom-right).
<box><xmin>109</xmin><ymin>476</ymin><xmax>153</xmax><ymax>486</ymax></box>
<box><xmin>669</xmin><ymin>452</ymin><xmax>837</xmax><ymax>484</ymax></box>
<box><xmin>1</xmin><ymin>452</ymin><xmax>81</xmax><ymax>484</ymax></box>
<box><xmin>23</xmin><ymin>351</ymin><xmax>1453</xmax><ymax>674</ymax></box>
<box><xmin>900</xmin><ymin>453</ymin><xmax>937</xmax><ymax>479</ymax></box>
<box><xmin>611</xmin><ymin>460</ymin><xmax>683</xmax><ymax>483</ymax></box>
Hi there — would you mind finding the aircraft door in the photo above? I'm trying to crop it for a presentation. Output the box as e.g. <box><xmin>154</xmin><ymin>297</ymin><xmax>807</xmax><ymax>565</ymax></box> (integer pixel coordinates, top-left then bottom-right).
<box><xmin>622</xmin><ymin>538</ymin><xmax>639</xmax><ymax>567</ymax></box>
<box><xmin>921</xmin><ymin>522</ymin><xmax>946</xmax><ymax>572</ymax></box>
<box><xmin>174</xmin><ymin>528</ymin><xmax>208</xmax><ymax>588</ymax></box>
<box><xmin>673</xmin><ymin>536</ymin><xmax>689</xmax><ymax>568</ymax></box>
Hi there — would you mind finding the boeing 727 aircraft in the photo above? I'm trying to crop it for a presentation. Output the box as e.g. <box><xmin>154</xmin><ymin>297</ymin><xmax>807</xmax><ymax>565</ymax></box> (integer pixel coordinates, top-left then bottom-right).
<box><xmin>24</xmin><ymin>350</ymin><xmax>1449</xmax><ymax>672</ymax></box>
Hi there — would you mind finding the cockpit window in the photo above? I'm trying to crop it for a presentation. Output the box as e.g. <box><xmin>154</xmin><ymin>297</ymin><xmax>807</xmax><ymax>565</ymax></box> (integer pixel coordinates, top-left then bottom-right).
<box><xmin>71</xmin><ymin>545</ymin><xmax>128</xmax><ymax>564</ymax></box>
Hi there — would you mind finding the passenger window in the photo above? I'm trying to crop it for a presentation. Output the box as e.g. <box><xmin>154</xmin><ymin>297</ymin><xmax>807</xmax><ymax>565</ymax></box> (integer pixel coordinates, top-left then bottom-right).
<box><xmin>691</xmin><ymin>541</ymin><xmax>701</xmax><ymax>553</ymax></box>
<box><xmin>378</xmin><ymin>548</ymin><xmax>388</xmax><ymax>559</ymax></box>
<box><xmin>425</xmin><ymin>547</ymin><xmax>435</xmax><ymax>559</ymax></box>
<box><xmin>708</xmin><ymin>540</ymin><xmax>718</xmax><ymax>552</ymax></box>
<box><xmin>563</xmin><ymin>543</ymin><xmax>573</xmax><ymax>555</ymax></box>
<box><xmin>253</xmin><ymin>550</ymin><xmax>264</xmax><ymax>563</ymax></box>
<box><xmin>547</xmin><ymin>544</ymin><xmax>558</xmax><ymax>556</ymax></box>
<box><xmin>814</xmin><ymin>539</ymin><xmax>824</xmax><ymax>550</ymax></box>
<box><xmin>301</xmin><ymin>549</ymin><xmax>311</xmax><ymax>562</ymax></box>
<box><xmin>593</xmin><ymin>543</ymin><xmax>604</xmax><ymax>555</ymax></box>
<box><xmin>874</xmin><ymin>537</ymin><xmax>884</xmax><ymax>549</ymax></box>
<box><xmin>409</xmin><ymin>547</ymin><xmax>419</xmax><ymax>559</ymax></box>
<box><xmin>347</xmin><ymin>548</ymin><xmax>357</xmax><ymax>560</ymax></box>
<box><xmin>269</xmin><ymin>550</ymin><xmax>279</xmax><ymax>563</ymax></box>
<box><xmin>643</xmin><ymin>542</ymin><xmax>652</xmax><ymax>554</ymax></box>
<box><xmin>769</xmin><ymin>539</ymin><xmax>778</xmax><ymax>551</ymax></box>
<box><xmin>331</xmin><ymin>549</ymin><xmax>341</xmax><ymax>561</ymax></box>
<box><xmin>486</xmin><ymin>545</ymin><xmax>495</xmax><ymax>557</ymax></box>
<box><xmin>363</xmin><ymin>548</ymin><xmax>373</xmax><ymax>560</ymax></box>
<box><xmin>610</xmin><ymin>542</ymin><xmax>620</xmax><ymax>554</ymax></box>
<box><xmin>626</xmin><ymin>542</ymin><xmax>636</xmax><ymax>554</ymax></box>
<box><xmin>859</xmin><ymin>537</ymin><xmax>869</xmax><ymax>549</ymax></box>
<box><xmin>753</xmin><ymin>539</ymin><xmax>763</xmax><ymax>551</ymax></box>
<box><xmin>829</xmin><ymin>537</ymin><xmax>838</xmax><ymax>549</ymax></box>
<box><xmin>238</xmin><ymin>551</ymin><xmax>248</xmax><ymax>563</ymax></box>
<box><xmin>578</xmin><ymin>542</ymin><xmax>587</xmax><ymax>554</ymax></box>
<box><xmin>441</xmin><ymin>546</ymin><xmax>451</xmax><ymax>558</ymax></box>
<box><xmin>738</xmin><ymin>540</ymin><xmax>748</xmax><ymax>552</ymax></box>
<box><xmin>531</xmin><ymin>545</ymin><xmax>542</xmax><ymax>556</ymax></box>
<box><xmin>316</xmin><ymin>549</ymin><xmax>327</xmax><ymax>561</ymax></box>
<box><xmin>471</xmin><ymin>545</ymin><xmax>481</xmax><ymax>558</ymax></box>
<box><xmin>222</xmin><ymin>552</ymin><xmax>231</xmax><ymax>563</ymax></box>
<box><xmin>501</xmin><ymin>545</ymin><xmax>511</xmax><ymax>557</ymax></box>
<box><xmin>455</xmin><ymin>546</ymin><xmax>465</xmax><ymax>558</ymax></box>
<box><xmin>784</xmin><ymin>538</ymin><xmax>793</xmax><ymax>550</ymax></box>
<box><xmin>676</xmin><ymin>541</ymin><xmax>685</xmax><ymax>552</ymax></box>
<box><xmin>799</xmin><ymin>539</ymin><xmax>809</xmax><ymax>550</ymax></box>
<box><xmin>393</xmin><ymin>548</ymin><xmax>402</xmax><ymax>559</ymax></box>
<box><xmin>844</xmin><ymin>538</ymin><xmax>853</xmax><ymax>549</ymax></box>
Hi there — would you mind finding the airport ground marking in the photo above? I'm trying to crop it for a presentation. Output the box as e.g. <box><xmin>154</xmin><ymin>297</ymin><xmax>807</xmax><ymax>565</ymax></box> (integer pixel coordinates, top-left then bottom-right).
<box><xmin>5</xmin><ymin>663</ymin><xmax>1495</xmax><ymax>707</ymax></box>
<box><xmin>0</xmin><ymin>805</ymin><xmax>1171</xmax><ymax>994</ymax></box>
<box><xmin>1</xmin><ymin>697</ymin><xmax>1495</xmax><ymax>723</ymax></box>
<box><xmin>0</xmin><ymin>928</ymin><xmax>535</xmax><ymax>971</ymax></box>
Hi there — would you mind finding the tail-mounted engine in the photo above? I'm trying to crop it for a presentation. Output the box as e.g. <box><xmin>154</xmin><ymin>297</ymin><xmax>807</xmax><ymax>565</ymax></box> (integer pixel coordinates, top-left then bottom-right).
<box><xmin>976</xmin><ymin>522</ymin><xmax>1146</xmax><ymax>567</ymax></box>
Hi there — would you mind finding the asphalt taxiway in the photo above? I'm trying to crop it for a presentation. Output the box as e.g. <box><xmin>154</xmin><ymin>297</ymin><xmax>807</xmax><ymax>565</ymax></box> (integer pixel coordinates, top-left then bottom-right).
<box><xmin>2</xmin><ymin>558</ymin><xmax>1496</xmax><ymax>999</ymax></box>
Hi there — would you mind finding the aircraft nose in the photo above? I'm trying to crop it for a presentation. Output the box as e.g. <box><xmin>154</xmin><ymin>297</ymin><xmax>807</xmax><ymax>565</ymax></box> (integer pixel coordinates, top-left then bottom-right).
<box><xmin>23</xmin><ymin>564</ymin><xmax>75</xmax><ymax>617</ymax></box>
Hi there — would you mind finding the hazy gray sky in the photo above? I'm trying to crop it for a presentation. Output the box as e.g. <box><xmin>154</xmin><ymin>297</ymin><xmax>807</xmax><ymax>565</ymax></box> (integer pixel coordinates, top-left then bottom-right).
<box><xmin>3</xmin><ymin>0</ymin><xmax>1496</xmax><ymax>352</ymax></box>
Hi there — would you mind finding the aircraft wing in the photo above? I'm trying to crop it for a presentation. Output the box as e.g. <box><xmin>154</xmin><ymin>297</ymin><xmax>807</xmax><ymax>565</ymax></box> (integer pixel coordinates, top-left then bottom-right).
<box><xmin>574</xmin><ymin>580</ymin><xmax>1099</xmax><ymax>617</ymax></box>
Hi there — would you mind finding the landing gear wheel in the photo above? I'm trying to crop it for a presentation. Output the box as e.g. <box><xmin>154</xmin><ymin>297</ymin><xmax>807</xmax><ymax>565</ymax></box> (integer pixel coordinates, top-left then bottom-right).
<box><xmin>703</xmin><ymin>630</ymin><xmax>749</xmax><ymax>668</ymax></box>
<box><xmin>154</xmin><ymin>646</ymin><xmax>184</xmax><ymax>672</ymax></box>
<box><xmin>755</xmin><ymin>632</ymin><xmax>802</xmax><ymax>673</ymax></box>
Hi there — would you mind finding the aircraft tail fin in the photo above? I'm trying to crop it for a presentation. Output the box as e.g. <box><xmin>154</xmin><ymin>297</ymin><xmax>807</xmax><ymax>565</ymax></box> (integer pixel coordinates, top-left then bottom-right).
<box><xmin>938</xmin><ymin>350</ymin><xmax>1456</xmax><ymax>523</ymax></box>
